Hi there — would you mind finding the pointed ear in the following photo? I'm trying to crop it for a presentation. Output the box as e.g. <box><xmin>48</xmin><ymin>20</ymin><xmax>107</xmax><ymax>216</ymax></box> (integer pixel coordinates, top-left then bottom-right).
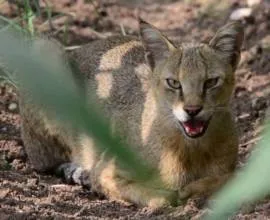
<box><xmin>139</xmin><ymin>19</ymin><xmax>176</xmax><ymax>70</ymax></box>
<box><xmin>209</xmin><ymin>22</ymin><xmax>244</xmax><ymax>70</ymax></box>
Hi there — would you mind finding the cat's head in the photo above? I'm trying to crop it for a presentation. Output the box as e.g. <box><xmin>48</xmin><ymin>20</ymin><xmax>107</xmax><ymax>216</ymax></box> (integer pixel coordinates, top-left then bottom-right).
<box><xmin>139</xmin><ymin>19</ymin><xmax>244</xmax><ymax>138</ymax></box>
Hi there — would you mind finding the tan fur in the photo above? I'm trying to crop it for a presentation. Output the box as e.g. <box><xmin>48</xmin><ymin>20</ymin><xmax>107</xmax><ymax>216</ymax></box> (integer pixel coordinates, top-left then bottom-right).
<box><xmin>20</xmin><ymin>20</ymin><xmax>243</xmax><ymax>207</ymax></box>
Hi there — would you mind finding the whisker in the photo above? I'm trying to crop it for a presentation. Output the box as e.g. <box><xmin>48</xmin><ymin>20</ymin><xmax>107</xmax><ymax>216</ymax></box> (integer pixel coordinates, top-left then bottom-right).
<box><xmin>204</xmin><ymin>106</ymin><xmax>231</xmax><ymax>113</ymax></box>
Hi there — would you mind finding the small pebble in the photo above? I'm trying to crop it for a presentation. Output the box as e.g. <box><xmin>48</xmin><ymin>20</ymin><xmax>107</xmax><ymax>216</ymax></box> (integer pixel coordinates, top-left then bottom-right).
<box><xmin>1</xmin><ymin>126</ymin><xmax>8</xmax><ymax>132</ymax></box>
<box><xmin>260</xmin><ymin>35</ymin><xmax>270</xmax><ymax>51</ymax></box>
<box><xmin>8</xmin><ymin>102</ymin><xmax>18</xmax><ymax>112</ymax></box>
<box><xmin>0</xmin><ymin>189</ymin><xmax>10</xmax><ymax>199</ymax></box>
<box><xmin>230</xmin><ymin>8</ymin><xmax>252</xmax><ymax>20</ymax></box>
<box><xmin>247</xmin><ymin>0</ymin><xmax>261</xmax><ymax>7</ymax></box>
<box><xmin>27</xmin><ymin>178</ymin><xmax>38</xmax><ymax>187</ymax></box>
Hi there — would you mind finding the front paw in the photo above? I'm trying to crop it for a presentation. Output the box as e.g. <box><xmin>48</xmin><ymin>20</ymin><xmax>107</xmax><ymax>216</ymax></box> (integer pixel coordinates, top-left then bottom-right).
<box><xmin>56</xmin><ymin>163</ymin><xmax>91</xmax><ymax>188</ymax></box>
<box><xmin>178</xmin><ymin>187</ymin><xmax>192</xmax><ymax>200</ymax></box>
<box><xmin>148</xmin><ymin>189</ymin><xmax>178</xmax><ymax>208</ymax></box>
<box><xmin>178</xmin><ymin>181</ymin><xmax>211</xmax><ymax>200</ymax></box>
<box><xmin>178</xmin><ymin>186</ymin><xmax>208</xmax><ymax>209</ymax></box>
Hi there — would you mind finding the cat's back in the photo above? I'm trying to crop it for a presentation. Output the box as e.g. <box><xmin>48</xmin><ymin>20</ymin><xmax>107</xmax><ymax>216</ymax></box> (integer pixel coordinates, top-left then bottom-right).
<box><xmin>70</xmin><ymin>35</ymin><xmax>146</xmax><ymax>78</ymax></box>
<box><xmin>70</xmin><ymin>35</ymin><xmax>151</xmax><ymax>111</ymax></box>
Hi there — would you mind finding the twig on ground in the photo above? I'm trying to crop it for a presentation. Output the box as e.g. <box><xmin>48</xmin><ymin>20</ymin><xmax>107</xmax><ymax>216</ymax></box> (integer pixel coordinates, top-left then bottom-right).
<box><xmin>65</xmin><ymin>45</ymin><xmax>82</xmax><ymax>51</ymax></box>
<box><xmin>87</xmin><ymin>27</ymin><xmax>107</xmax><ymax>39</ymax></box>
<box><xmin>73</xmin><ymin>206</ymin><xmax>87</xmax><ymax>217</ymax></box>
<box><xmin>239</xmin><ymin>136</ymin><xmax>261</xmax><ymax>148</ymax></box>
<box><xmin>120</xmin><ymin>24</ymin><xmax>126</xmax><ymax>36</ymax></box>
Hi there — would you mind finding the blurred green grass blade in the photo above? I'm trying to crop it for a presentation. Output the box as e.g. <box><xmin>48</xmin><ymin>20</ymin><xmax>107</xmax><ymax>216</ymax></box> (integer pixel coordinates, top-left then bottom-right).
<box><xmin>206</xmin><ymin>121</ymin><xmax>270</xmax><ymax>219</ymax></box>
<box><xmin>0</xmin><ymin>15</ymin><xmax>27</xmax><ymax>33</ymax></box>
<box><xmin>0</xmin><ymin>67</ymin><xmax>18</xmax><ymax>88</ymax></box>
<box><xmin>0</xmin><ymin>30</ymin><xmax>154</xmax><ymax>181</ymax></box>
<box><xmin>32</xmin><ymin>0</ymin><xmax>41</xmax><ymax>17</ymax></box>
<box><xmin>23</xmin><ymin>0</ymin><xmax>35</xmax><ymax>35</ymax></box>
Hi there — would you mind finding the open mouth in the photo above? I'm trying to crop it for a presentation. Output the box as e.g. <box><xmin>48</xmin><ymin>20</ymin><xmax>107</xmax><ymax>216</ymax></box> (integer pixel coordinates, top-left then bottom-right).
<box><xmin>179</xmin><ymin>118</ymin><xmax>210</xmax><ymax>138</ymax></box>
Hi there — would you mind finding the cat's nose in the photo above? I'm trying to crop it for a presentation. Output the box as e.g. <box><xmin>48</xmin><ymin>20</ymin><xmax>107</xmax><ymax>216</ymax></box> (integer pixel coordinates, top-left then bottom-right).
<box><xmin>184</xmin><ymin>105</ymin><xmax>202</xmax><ymax>117</ymax></box>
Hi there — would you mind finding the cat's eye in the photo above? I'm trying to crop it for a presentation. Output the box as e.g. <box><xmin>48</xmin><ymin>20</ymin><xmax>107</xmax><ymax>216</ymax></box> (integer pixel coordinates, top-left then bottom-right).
<box><xmin>204</xmin><ymin>77</ymin><xmax>219</xmax><ymax>90</ymax></box>
<box><xmin>166</xmin><ymin>78</ymin><xmax>182</xmax><ymax>90</ymax></box>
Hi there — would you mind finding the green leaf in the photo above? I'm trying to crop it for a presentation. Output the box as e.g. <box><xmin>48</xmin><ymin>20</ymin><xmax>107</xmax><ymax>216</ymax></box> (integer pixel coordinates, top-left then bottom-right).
<box><xmin>0</xmin><ymin>30</ymin><xmax>155</xmax><ymax>182</ymax></box>
<box><xmin>206</xmin><ymin>121</ymin><xmax>270</xmax><ymax>219</ymax></box>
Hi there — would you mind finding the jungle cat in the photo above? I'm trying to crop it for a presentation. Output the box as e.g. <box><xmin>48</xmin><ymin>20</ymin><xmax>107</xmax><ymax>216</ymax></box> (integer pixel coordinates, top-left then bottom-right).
<box><xmin>20</xmin><ymin>19</ymin><xmax>244</xmax><ymax>208</ymax></box>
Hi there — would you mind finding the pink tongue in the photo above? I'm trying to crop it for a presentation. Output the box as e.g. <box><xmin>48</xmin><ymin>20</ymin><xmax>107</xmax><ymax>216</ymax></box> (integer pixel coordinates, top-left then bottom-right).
<box><xmin>183</xmin><ymin>121</ymin><xmax>204</xmax><ymax>135</ymax></box>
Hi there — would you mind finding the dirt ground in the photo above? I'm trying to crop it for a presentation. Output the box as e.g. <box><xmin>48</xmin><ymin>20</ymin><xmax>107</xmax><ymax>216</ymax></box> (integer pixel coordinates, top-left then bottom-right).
<box><xmin>0</xmin><ymin>0</ymin><xmax>270</xmax><ymax>219</ymax></box>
